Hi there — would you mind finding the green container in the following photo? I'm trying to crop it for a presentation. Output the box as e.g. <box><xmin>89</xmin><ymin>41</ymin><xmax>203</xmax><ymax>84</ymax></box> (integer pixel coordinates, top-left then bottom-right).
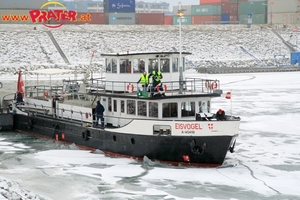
<box><xmin>191</xmin><ymin>5</ymin><xmax>221</xmax><ymax>16</ymax></box>
<box><xmin>173</xmin><ymin>16</ymin><xmax>192</xmax><ymax>25</ymax></box>
<box><xmin>239</xmin><ymin>14</ymin><xmax>266</xmax><ymax>24</ymax></box>
<box><xmin>238</xmin><ymin>2</ymin><xmax>267</xmax><ymax>15</ymax></box>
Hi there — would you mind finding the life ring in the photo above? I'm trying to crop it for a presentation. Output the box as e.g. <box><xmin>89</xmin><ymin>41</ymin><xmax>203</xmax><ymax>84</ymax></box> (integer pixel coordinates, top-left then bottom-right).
<box><xmin>0</xmin><ymin>82</ymin><xmax>2</xmax><ymax>89</ymax></box>
<box><xmin>44</xmin><ymin>91</ymin><xmax>49</xmax><ymax>98</ymax></box>
<box><xmin>155</xmin><ymin>84</ymin><xmax>167</xmax><ymax>92</ymax></box>
<box><xmin>205</xmin><ymin>81</ymin><xmax>210</xmax><ymax>88</ymax></box>
<box><xmin>126</xmin><ymin>84</ymin><xmax>134</xmax><ymax>93</ymax></box>
<box><xmin>211</xmin><ymin>82</ymin><xmax>218</xmax><ymax>90</ymax></box>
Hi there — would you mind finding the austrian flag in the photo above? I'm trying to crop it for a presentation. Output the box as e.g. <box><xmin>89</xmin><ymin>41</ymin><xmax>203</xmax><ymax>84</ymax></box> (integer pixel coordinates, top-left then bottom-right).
<box><xmin>17</xmin><ymin>70</ymin><xmax>25</xmax><ymax>98</ymax></box>
<box><xmin>225</xmin><ymin>91</ymin><xmax>231</xmax><ymax>99</ymax></box>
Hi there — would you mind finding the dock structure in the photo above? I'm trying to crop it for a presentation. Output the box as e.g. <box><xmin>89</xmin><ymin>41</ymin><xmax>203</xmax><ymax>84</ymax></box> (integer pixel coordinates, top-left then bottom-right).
<box><xmin>195</xmin><ymin>66</ymin><xmax>300</xmax><ymax>74</ymax></box>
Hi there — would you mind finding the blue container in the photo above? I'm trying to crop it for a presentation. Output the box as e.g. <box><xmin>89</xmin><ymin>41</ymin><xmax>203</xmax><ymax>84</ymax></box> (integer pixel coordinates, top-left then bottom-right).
<box><xmin>221</xmin><ymin>13</ymin><xmax>229</xmax><ymax>24</ymax></box>
<box><xmin>290</xmin><ymin>52</ymin><xmax>300</xmax><ymax>65</ymax></box>
<box><xmin>105</xmin><ymin>0</ymin><xmax>135</xmax><ymax>13</ymax></box>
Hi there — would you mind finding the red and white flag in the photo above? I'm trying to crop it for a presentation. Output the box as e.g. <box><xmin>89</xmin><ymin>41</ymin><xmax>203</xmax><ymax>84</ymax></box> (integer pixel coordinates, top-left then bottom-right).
<box><xmin>17</xmin><ymin>70</ymin><xmax>24</xmax><ymax>98</ymax></box>
<box><xmin>225</xmin><ymin>91</ymin><xmax>231</xmax><ymax>99</ymax></box>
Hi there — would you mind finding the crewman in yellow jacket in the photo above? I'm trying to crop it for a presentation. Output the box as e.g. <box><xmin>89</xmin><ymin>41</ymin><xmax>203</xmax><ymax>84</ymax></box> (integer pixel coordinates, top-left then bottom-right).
<box><xmin>137</xmin><ymin>71</ymin><xmax>149</xmax><ymax>92</ymax></box>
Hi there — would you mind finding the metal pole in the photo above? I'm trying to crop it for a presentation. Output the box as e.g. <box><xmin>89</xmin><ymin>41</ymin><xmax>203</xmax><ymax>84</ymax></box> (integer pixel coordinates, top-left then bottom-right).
<box><xmin>270</xmin><ymin>5</ymin><xmax>272</xmax><ymax>25</ymax></box>
<box><xmin>178</xmin><ymin>2</ymin><xmax>183</xmax><ymax>94</ymax></box>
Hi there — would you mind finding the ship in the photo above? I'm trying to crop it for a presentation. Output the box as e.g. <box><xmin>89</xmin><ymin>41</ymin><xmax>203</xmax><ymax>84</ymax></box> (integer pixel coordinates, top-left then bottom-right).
<box><xmin>11</xmin><ymin>51</ymin><xmax>240</xmax><ymax>167</ymax></box>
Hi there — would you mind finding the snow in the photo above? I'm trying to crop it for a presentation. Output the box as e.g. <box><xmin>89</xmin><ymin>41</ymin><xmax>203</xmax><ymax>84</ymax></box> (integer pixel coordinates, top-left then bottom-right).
<box><xmin>0</xmin><ymin>24</ymin><xmax>300</xmax><ymax>199</ymax></box>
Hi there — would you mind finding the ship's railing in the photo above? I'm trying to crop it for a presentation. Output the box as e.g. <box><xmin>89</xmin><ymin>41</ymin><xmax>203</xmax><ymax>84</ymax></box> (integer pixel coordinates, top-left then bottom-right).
<box><xmin>25</xmin><ymin>85</ymin><xmax>64</xmax><ymax>99</ymax></box>
<box><xmin>90</xmin><ymin>77</ymin><xmax>221</xmax><ymax>95</ymax></box>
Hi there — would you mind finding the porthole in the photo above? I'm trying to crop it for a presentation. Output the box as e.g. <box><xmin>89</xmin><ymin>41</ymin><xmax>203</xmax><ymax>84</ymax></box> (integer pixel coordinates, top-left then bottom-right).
<box><xmin>131</xmin><ymin>138</ymin><xmax>135</xmax><ymax>144</ymax></box>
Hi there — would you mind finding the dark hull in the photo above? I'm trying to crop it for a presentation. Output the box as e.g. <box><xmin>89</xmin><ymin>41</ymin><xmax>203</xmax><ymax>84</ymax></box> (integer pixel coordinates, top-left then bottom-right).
<box><xmin>13</xmin><ymin>114</ymin><xmax>237</xmax><ymax>167</ymax></box>
<box><xmin>0</xmin><ymin>114</ymin><xmax>13</xmax><ymax>131</ymax></box>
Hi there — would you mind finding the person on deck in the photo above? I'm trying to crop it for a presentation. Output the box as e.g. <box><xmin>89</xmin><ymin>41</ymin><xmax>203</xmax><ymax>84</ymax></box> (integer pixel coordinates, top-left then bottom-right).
<box><xmin>95</xmin><ymin>100</ymin><xmax>105</xmax><ymax>128</ymax></box>
<box><xmin>137</xmin><ymin>71</ymin><xmax>149</xmax><ymax>92</ymax></box>
<box><xmin>216</xmin><ymin>109</ymin><xmax>226</xmax><ymax>121</ymax></box>
<box><xmin>16</xmin><ymin>90</ymin><xmax>24</xmax><ymax>105</ymax></box>
<box><xmin>149</xmin><ymin>67</ymin><xmax>163</xmax><ymax>97</ymax></box>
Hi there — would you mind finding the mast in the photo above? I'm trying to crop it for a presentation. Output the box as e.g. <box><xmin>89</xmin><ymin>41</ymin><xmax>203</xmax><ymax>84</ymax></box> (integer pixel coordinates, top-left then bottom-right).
<box><xmin>177</xmin><ymin>2</ymin><xmax>184</xmax><ymax>94</ymax></box>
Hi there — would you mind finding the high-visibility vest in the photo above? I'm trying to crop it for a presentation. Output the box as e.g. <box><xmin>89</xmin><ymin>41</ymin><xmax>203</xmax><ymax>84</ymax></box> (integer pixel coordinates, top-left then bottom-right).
<box><xmin>140</xmin><ymin>74</ymin><xmax>149</xmax><ymax>85</ymax></box>
<box><xmin>152</xmin><ymin>70</ymin><xmax>162</xmax><ymax>82</ymax></box>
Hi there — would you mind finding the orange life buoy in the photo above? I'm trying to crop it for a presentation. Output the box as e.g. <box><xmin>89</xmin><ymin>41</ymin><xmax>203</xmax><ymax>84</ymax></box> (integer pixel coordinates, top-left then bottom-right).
<box><xmin>44</xmin><ymin>91</ymin><xmax>48</xmax><ymax>98</ymax></box>
<box><xmin>126</xmin><ymin>84</ymin><xmax>134</xmax><ymax>93</ymax></box>
<box><xmin>155</xmin><ymin>84</ymin><xmax>167</xmax><ymax>92</ymax></box>
<box><xmin>211</xmin><ymin>82</ymin><xmax>218</xmax><ymax>90</ymax></box>
<box><xmin>205</xmin><ymin>81</ymin><xmax>210</xmax><ymax>88</ymax></box>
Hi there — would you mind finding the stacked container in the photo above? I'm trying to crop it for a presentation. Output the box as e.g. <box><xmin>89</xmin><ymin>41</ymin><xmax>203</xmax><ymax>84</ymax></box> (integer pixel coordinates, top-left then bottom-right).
<box><xmin>104</xmin><ymin>0</ymin><xmax>135</xmax><ymax>25</ymax></box>
<box><xmin>194</xmin><ymin>0</ymin><xmax>239</xmax><ymax>24</ymax></box>
<box><xmin>268</xmin><ymin>0</ymin><xmax>300</xmax><ymax>24</ymax></box>
<box><xmin>238</xmin><ymin>1</ymin><xmax>267</xmax><ymax>24</ymax></box>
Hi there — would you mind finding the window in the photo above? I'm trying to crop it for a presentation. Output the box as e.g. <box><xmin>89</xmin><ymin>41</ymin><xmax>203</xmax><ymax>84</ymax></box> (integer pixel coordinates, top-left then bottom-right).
<box><xmin>149</xmin><ymin>102</ymin><xmax>158</xmax><ymax>118</ymax></box>
<box><xmin>173</xmin><ymin>58</ymin><xmax>178</xmax><ymax>72</ymax></box>
<box><xmin>160</xmin><ymin>58</ymin><xmax>170</xmax><ymax>73</ymax></box>
<box><xmin>120</xmin><ymin>59</ymin><xmax>131</xmax><ymax>74</ymax></box>
<box><xmin>121</xmin><ymin>100</ymin><xmax>125</xmax><ymax>113</ymax></box>
<box><xmin>113</xmin><ymin>99</ymin><xmax>117</xmax><ymax>112</ymax></box>
<box><xmin>133</xmin><ymin>58</ymin><xmax>145</xmax><ymax>73</ymax></box>
<box><xmin>163</xmin><ymin>103</ymin><xmax>177</xmax><ymax>118</ymax></box>
<box><xmin>127</xmin><ymin>100</ymin><xmax>136</xmax><ymax>115</ymax></box>
<box><xmin>108</xmin><ymin>97</ymin><xmax>112</xmax><ymax>112</ymax></box>
<box><xmin>153</xmin><ymin>125</ymin><xmax>171</xmax><ymax>135</ymax></box>
<box><xmin>199</xmin><ymin>101</ymin><xmax>210</xmax><ymax>113</ymax></box>
<box><xmin>138</xmin><ymin>101</ymin><xmax>147</xmax><ymax>116</ymax></box>
<box><xmin>181</xmin><ymin>102</ymin><xmax>195</xmax><ymax>117</ymax></box>
<box><xmin>106</xmin><ymin>58</ymin><xmax>117</xmax><ymax>73</ymax></box>
<box><xmin>148</xmin><ymin>58</ymin><xmax>159</xmax><ymax>73</ymax></box>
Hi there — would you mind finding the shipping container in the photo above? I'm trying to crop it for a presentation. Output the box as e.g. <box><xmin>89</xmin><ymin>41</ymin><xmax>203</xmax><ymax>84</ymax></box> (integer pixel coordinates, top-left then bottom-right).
<box><xmin>221</xmin><ymin>13</ymin><xmax>230</xmax><ymax>22</ymax></box>
<box><xmin>103</xmin><ymin>0</ymin><xmax>135</xmax><ymax>13</ymax></box>
<box><xmin>164</xmin><ymin>15</ymin><xmax>173</xmax><ymax>25</ymax></box>
<box><xmin>230</xmin><ymin>0</ymin><xmax>238</xmax><ymax>3</ymax></box>
<box><xmin>222</xmin><ymin>0</ymin><xmax>230</xmax><ymax>3</ymax></box>
<box><xmin>271</xmin><ymin>12</ymin><xmax>298</xmax><ymax>24</ymax></box>
<box><xmin>221</xmin><ymin>3</ymin><xmax>230</xmax><ymax>14</ymax></box>
<box><xmin>268</xmin><ymin>0</ymin><xmax>299</xmax><ymax>13</ymax></box>
<box><xmin>0</xmin><ymin>9</ymin><xmax>46</xmax><ymax>24</ymax></box>
<box><xmin>106</xmin><ymin>12</ymin><xmax>135</xmax><ymax>25</ymax></box>
<box><xmin>192</xmin><ymin>15</ymin><xmax>221</xmax><ymax>24</ymax></box>
<box><xmin>0</xmin><ymin>0</ymin><xmax>47</xmax><ymax>10</ymax></box>
<box><xmin>192</xmin><ymin>5</ymin><xmax>222</xmax><ymax>15</ymax></box>
<box><xmin>229</xmin><ymin>3</ymin><xmax>238</xmax><ymax>15</ymax></box>
<box><xmin>173</xmin><ymin>15</ymin><xmax>192</xmax><ymax>25</ymax></box>
<box><xmin>136</xmin><ymin>13</ymin><xmax>164</xmax><ymax>25</ymax></box>
<box><xmin>230</xmin><ymin>15</ymin><xmax>238</xmax><ymax>23</ymax></box>
<box><xmin>239</xmin><ymin>2</ymin><xmax>267</xmax><ymax>15</ymax></box>
<box><xmin>173</xmin><ymin>5</ymin><xmax>192</xmax><ymax>16</ymax></box>
<box><xmin>239</xmin><ymin>13</ymin><xmax>266</xmax><ymax>24</ymax></box>
<box><xmin>238</xmin><ymin>0</ymin><xmax>248</xmax><ymax>2</ymax></box>
<box><xmin>200</xmin><ymin>0</ymin><xmax>222</xmax><ymax>5</ymax></box>
<box><xmin>49</xmin><ymin>12</ymin><xmax>105</xmax><ymax>25</ymax></box>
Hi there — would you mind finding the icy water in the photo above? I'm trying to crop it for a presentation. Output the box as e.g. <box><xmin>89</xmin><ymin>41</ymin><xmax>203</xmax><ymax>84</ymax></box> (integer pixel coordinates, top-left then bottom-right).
<box><xmin>0</xmin><ymin>72</ymin><xmax>300</xmax><ymax>200</ymax></box>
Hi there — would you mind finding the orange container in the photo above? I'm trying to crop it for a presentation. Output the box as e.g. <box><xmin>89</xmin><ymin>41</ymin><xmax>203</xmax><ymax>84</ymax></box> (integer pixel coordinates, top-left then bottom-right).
<box><xmin>164</xmin><ymin>15</ymin><xmax>173</xmax><ymax>25</ymax></box>
<box><xmin>192</xmin><ymin>15</ymin><xmax>221</xmax><ymax>24</ymax></box>
<box><xmin>200</xmin><ymin>0</ymin><xmax>222</xmax><ymax>5</ymax></box>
